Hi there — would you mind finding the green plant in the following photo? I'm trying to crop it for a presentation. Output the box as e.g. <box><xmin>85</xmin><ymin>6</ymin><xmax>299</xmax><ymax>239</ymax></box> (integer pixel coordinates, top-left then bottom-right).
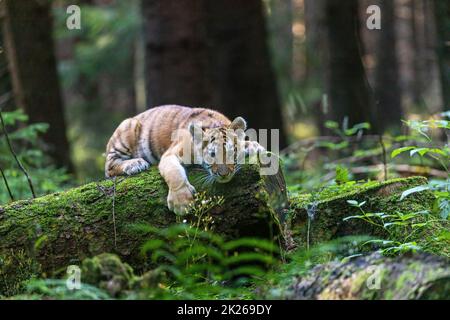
<box><xmin>131</xmin><ymin>221</ymin><xmax>279</xmax><ymax>299</ymax></box>
<box><xmin>182</xmin><ymin>191</ymin><xmax>225</xmax><ymax>232</ymax></box>
<box><xmin>344</xmin><ymin>200</ymin><xmax>448</xmax><ymax>256</ymax></box>
<box><xmin>257</xmin><ymin>236</ymin><xmax>372</xmax><ymax>299</ymax></box>
<box><xmin>17</xmin><ymin>279</ymin><xmax>111</xmax><ymax>300</ymax></box>
<box><xmin>392</xmin><ymin>117</ymin><xmax>449</xmax><ymax>219</ymax></box>
<box><xmin>0</xmin><ymin>110</ymin><xmax>72</xmax><ymax>204</ymax></box>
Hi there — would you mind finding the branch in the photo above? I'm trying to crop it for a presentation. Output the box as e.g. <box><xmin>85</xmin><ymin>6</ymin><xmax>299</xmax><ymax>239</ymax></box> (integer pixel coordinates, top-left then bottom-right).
<box><xmin>0</xmin><ymin>108</ymin><xmax>36</xmax><ymax>198</ymax></box>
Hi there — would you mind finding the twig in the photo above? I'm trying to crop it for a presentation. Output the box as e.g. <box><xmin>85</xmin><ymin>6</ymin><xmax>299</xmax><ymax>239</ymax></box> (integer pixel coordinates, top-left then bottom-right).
<box><xmin>0</xmin><ymin>109</ymin><xmax>36</xmax><ymax>198</ymax></box>
<box><xmin>379</xmin><ymin>135</ymin><xmax>388</xmax><ymax>181</ymax></box>
<box><xmin>112</xmin><ymin>176</ymin><xmax>117</xmax><ymax>249</ymax></box>
<box><xmin>0</xmin><ymin>164</ymin><xmax>14</xmax><ymax>201</ymax></box>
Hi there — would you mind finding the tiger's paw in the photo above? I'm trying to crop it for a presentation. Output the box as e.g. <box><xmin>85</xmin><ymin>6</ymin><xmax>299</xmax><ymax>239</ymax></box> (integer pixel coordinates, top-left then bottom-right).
<box><xmin>123</xmin><ymin>158</ymin><xmax>150</xmax><ymax>176</ymax></box>
<box><xmin>167</xmin><ymin>183</ymin><xmax>196</xmax><ymax>215</ymax></box>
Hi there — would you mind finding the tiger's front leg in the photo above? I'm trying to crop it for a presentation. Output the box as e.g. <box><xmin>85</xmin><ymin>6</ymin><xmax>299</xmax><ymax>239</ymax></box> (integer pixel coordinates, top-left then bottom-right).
<box><xmin>159</xmin><ymin>153</ymin><xmax>196</xmax><ymax>215</ymax></box>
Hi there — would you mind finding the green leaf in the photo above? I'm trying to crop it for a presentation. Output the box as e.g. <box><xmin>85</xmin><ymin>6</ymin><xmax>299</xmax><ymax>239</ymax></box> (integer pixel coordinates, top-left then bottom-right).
<box><xmin>343</xmin><ymin>215</ymin><xmax>364</xmax><ymax>221</ymax></box>
<box><xmin>324</xmin><ymin>121</ymin><xmax>339</xmax><ymax>129</ymax></box>
<box><xmin>34</xmin><ymin>235</ymin><xmax>48</xmax><ymax>251</ymax></box>
<box><xmin>391</xmin><ymin>146</ymin><xmax>415</xmax><ymax>158</ymax></box>
<box><xmin>400</xmin><ymin>185</ymin><xmax>430</xmax><ymax>201</ymax></box>
<box><xmin>224</xmin><ymin>252</ymin><xmax>275</xmax><ymax>266</ymax></box>
<box><xmin>222</xmin><ymin>238</ymin><xmax>278</xmax><ymax>253</ymax></box>
<box><xmin>335</xmin><ymin>165</ymin><xmax>350</xmax><ymax>185</ymax></box>
<box><xmin>141</xmin><ymin>239</ymin><xmax>165</xmax><ymax>255</ymax></box>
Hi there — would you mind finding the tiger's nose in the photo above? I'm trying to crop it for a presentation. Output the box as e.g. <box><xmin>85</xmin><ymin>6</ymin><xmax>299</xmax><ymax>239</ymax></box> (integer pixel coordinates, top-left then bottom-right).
<box><xmin>217</xmin><ymin>166</ymin><xmax>229</xmax><ymax>177</ymax></box>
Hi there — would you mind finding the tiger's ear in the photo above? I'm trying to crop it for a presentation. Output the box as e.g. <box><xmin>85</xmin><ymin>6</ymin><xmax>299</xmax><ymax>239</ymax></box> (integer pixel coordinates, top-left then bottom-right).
<box><xmin>230</xmin><ymin>117</ymin><xmax>247</xmax><ymax>131</ymax></box>
<box><xmin>188</xmin><ymin>121</ymin><xmax>203</xmax><ymax>143</ymax></box>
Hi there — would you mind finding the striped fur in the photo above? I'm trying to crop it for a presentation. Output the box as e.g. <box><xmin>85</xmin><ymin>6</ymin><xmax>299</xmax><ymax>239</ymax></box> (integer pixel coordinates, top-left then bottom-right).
<box><xmin>105</xmin><ymin>105</ymin><xmax>249</xmax><ymax>215</ymax></box>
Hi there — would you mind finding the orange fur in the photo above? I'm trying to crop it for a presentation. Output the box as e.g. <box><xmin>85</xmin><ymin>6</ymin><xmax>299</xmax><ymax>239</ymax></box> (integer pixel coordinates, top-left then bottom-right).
<box><xmin>105</xmin><ymin>105</ymin><xmax>250</xmax><ymax>215</ymax></box>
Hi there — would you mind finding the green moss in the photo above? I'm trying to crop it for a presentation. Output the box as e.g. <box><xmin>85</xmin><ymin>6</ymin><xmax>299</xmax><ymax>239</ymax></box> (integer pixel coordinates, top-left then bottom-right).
<box><xmin>0</xmin><ymin>164</ymin><xmax>283</xmax><ymax>294</ymax></box>
<box><xmin>80</xmin><ymin>253</ymin><xmax>135</xmax><ymax>298</ymax></box>
<box><xmin>0</xmin><ymin>250</ymin><xmax>40</xmax><ymax>297</ymax></box>
<box><xmin>270</xmin><ymin>252</ymin><xmax>450</xmax><ymax>300</ymax></box>
<box><xmin>288</xmin><ymin>177</ymin><xmax>448</xmax><ymax>256</ymax></box>
<box><xmin>291</xmin><ymin>177</ymin><xmax>429</xmax><ymax>210</ymax></box>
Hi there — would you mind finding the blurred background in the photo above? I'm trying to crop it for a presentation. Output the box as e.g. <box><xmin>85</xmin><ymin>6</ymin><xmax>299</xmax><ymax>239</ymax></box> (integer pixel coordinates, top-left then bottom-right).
<box><xmin>0</xmin><ymin>0</ymin><xmax>448</xmax><ymax>203</ymax></box>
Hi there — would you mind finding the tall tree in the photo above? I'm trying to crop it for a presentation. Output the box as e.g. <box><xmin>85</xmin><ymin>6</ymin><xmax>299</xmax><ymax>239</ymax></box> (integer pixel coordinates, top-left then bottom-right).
<box><xmin>205</xmin><ymin>0</ymin><xmax>287</xmax><ymax>148</ymax></box>
<box><xmin>268</xmin><ymin>0</ymin><xmax>294</xmax><ymax>105</ymax></box>
<box><xmin>0</xmin><ymin>31</ymin><xmax>13</xmax><ymax>111</ymax></box>
<box><xmin>411</xmin><ymin>0</ymin><xmax>443</xmax><ymax>113</ymax></box>
<box><xmin>433</xmin><ymin>0</ymin><xmax>450</xmax><ymax>110</ymax></box>
<box><xmin>2</xmin><ymin>0</ymin><xmax>74</xmax><ymax>171</ymax></box>
<box><xmin>304</xmin><ymin>0</ymin><xmax>327</xmax><ymax>84</ymax></box>
<box><xmin>323</xmin><ymin>0</ymin><xmax>376</xmax><ymax>130</ymax></box>
<box><xmin>304</xmin><ymin>0</ymin><xmax>330</xmax><ymax>134</ymax></box>
<box><xmin>141</xmin><ymin>0</ymin><xmax>213</xmax><ymax>107</ymax></box>
<box><xmin>142</xmin><ymin>0</ymin><xmax>288</xmax><ymax>148</ymax></box>
<box><xmin>374</xmin><ymin>0</ymin><xmax>403</xmax><ymax>132</ymax></box>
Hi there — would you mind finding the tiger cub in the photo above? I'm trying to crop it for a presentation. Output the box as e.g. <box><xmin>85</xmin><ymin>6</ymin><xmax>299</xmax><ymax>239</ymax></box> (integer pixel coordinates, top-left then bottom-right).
<box><xmin>105</xmin><ymin>105</ymin><xmax>264</xmax><ymax>215</ymax></box>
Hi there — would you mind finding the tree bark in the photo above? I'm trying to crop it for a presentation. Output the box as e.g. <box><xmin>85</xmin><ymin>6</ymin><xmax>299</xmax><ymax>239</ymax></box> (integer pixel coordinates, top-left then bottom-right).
<box><xmin>141</xmin><ymin>0</ymin><xmax>214</xmax><ymax>108</ymax></box>
<box><xmin>0</xmin><ymin>164</ymin><xmax>286</xmax><ymax>294</ymax></box>
<box><xmin>1</xmin><ymin>0</ymin><xmax>74</xmax><ymax>172</ymax></box>
<box><xmin>270</xmin><ymin>252</ymin><xmax>450</xmax><ymax>300</ymax></box>
<box><xmin>141</xmin><ymin>0</ymin><xmax>288</xmax><ymax>149</ymax></box>
<box><xmin>205</xmin><ymin>0</ymin><xmax>288</xmax><ymax>148</ymax></box>
<box><xmin>324</xmin><ymin>0</ymin><xmax>376</xmax><ymax>131</ymax></box>
<box><xmin>374</xmin><ymin>0</ymin><xmax>403</xmax><ymax>133</ymax></box>
<box><xmin>433</xmin><ymin>0</ymin><xmax>450</xmax><ymax>111</ymax></box>
<box><xmin>304</xmin><ymin>0</ymin><xmax>330</xmax><ymax>134</ymax></box>
<box><xmin>267</xmin><ymin>0</ymin><xmax>294</xmax><ymax>105</ymax></box>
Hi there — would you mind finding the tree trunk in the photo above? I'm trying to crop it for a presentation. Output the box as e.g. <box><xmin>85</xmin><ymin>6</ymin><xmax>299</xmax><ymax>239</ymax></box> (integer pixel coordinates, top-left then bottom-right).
<box><xmin>0</xmin><ymin>31</ymin><xmax>13</xmax><ymax>111</ymax></box>
<box><xmin>0</xmin><ymin>164</ymin><xmax>287</xmax><ymax>295</ymax></box>
<box><xmin>267</xmin><ymin>0</ymin><xmax>294</xmax><ymax>105</ymax></box>
<box><xmin>304</xmin><ymin>0</ymin><xmax>330</xmax><ymax>134</ymax></box>
<box><xmin>289</xmin><ymin>176</ymin><xmax>447</xmax><ymax>257</ymax></box>
<box><xmin>324</xmin><ymin>0</ymin><xmax>376</xmax><ymax>131</ymax></box>
<box><xmin>1</xmin><ymin>0</ymin><xmax>74</xmax><ymax>172</ymax></box>
<box><xmin>374</xmin><ymin>0</ymin><xmax>403</xmax><ymax>133</ymax></box>
<box><xmin>433</xmin><ymin>0</ymin><xmax>450</xmax><ymax>111</ymax></box>
<box><xmin>269</xmin><ymin>252</ymin><xmax>450</xmax><ymax>300</ymax></box>
<box><xmin>141</xmin><ymin>0</ymin><xmax>287</xmax><ymax>149</ymax></box>
<box><xmin>205</xmin><ymin>0</ymin><xmax>288</xmax><ymax>149</ymax></box>
<box><xmin>141</xmin><ymin>0</ymin><xmax>214</xmax><ymax>108</ymax></box>
<box><xmin>410</xmin><ymin>0</ymin><xmax>443</xmax><ymax>113</ymax></box>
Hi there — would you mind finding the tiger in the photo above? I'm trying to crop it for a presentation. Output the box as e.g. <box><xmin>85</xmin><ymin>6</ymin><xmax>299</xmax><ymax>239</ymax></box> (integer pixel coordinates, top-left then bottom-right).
<box><xmin>105</xmin><ymin>105</ymin><xmax>265</xmax><ymax>215</ymax></box>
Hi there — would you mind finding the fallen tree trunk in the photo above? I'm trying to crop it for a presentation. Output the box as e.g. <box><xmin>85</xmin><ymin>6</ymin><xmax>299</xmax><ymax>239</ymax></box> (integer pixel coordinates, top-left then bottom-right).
<box><xmin>0</xmin><ymin>164</ymin><xmax>287</xmax><ymax>295</ymax></box>
<box><xmin>269</xmin><ymin>252</ymin><xmax>450</xmax><ymax>300</ymax></box>
<box><xmin>288</xmin><ymin>177</ymin><xmax>447</xmax><ymax>255</ymax></box>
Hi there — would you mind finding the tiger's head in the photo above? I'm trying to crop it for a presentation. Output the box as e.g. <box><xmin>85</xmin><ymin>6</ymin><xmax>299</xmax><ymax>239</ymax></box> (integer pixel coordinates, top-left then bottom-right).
<box><xmin>189</xmin><ymin>117</ymin><xmax>247</xmax><ymax>184</ymax></box>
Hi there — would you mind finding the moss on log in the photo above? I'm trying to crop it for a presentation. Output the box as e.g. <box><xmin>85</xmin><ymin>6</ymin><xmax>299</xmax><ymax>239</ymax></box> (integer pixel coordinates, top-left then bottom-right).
<box><xmin>0</xmin><ymin>164</ymin><xmax>287</xmax><ymax>295</ymax></box>
<box><xmin>9</xmin><ymin>252</ymin><xmax>449</xmax><ymax>300</ymax></box>
<box><xmin>5</xmin><ymin>253</ymin><xmax>157</xmax><ymax>300</ymax></box>
<box><xmin>288</xmin><ymin>177</ymin><xmax>448</xmax><ymax>255</ymax></box>
<box><xmin>268</xmin><ymin>252</ymin><xmax>450</xmax><ymax>300</ymax></box>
